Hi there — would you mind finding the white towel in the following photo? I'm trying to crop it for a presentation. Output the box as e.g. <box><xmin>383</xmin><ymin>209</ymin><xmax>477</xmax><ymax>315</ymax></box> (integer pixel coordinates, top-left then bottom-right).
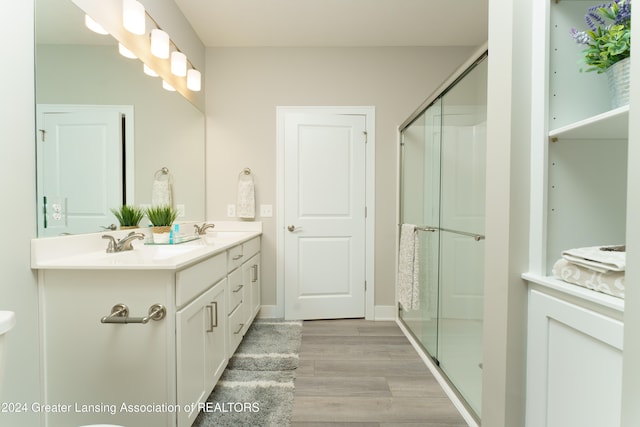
<box><xmin>398</xmin><ymin>224</ymin><xmax>420</xmax><ymax>311</ymax></box>
<box><xmin>237</xmin><ymin>173</ymin><xmax>255</xmax><ymax>218</ymax></box>
<box><xmin>562</xmin><ymin>245</ymin><xmax>626</xmax><ymax>274</ymax></box>
<box><xmin>151</xmin><ymin>179</ymin><xmax>172</xmax><ymax>206</ymax></box>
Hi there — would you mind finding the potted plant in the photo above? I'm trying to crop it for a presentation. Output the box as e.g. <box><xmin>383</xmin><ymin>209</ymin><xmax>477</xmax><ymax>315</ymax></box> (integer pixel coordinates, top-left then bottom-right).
<box><xmin>145</xmin><ymin>205</ymin><xmax>178</xmax><ymax>243</ymax></box>
<box><xmin>570</xmin><ymin>0</ymin><xmax>631</xmax><ymax>107</ymax></box>
<box><xmin>111</xmin><ymin>205</ymin><xmax>144</xmax><ymax>229</ymax></box>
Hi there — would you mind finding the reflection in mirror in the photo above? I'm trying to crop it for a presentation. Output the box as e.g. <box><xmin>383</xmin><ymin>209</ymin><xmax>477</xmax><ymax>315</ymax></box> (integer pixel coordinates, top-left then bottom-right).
<box><xmin>35</xmin><ymin>0</ymin><xmax>205</xmax><ymax>236</ymax></box>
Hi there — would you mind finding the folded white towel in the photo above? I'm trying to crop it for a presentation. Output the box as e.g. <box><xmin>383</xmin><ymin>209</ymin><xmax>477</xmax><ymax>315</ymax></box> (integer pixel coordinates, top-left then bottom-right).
<box><xmin>237</xmin><ymin>173</ymin><xmax>255</xmax><ymax>219</ymax></box>
<box><xmin>398</xmin><ymin>224</ymin><xmax>420</xmax><ymax>311</ymax></box>
<box><xmin>561</xmin><ymin>245</ymin><xmax>626</xmax><ymax>274</ymax></box>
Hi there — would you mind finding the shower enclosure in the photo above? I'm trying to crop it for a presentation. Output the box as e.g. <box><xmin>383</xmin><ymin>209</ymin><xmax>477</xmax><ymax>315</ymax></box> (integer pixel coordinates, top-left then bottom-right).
<box><xmin>398</xmin><ymin>50</ymin><xmax>487</xmax><ymax>420</ymax></box>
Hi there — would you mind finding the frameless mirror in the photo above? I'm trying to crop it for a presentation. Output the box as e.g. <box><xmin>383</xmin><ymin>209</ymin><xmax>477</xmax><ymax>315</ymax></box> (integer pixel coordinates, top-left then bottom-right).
<box><xmin>35</xmin><ymin>0</ymin><xmax>205</xmax><ymax>236</ymax></box>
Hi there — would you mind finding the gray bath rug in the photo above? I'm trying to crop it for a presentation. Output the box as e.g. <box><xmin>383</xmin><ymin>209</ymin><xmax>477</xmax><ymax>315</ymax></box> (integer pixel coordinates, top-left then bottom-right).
<box><xmin>227</xmin><ymin>320</ymin><xmax>303</xmax><ymax>371</ymax></box>
<box><xmin>192</xmin><ymin>370</ymin><xmax>295</xmax><ymax>427</ymax></box>
<box><xmin>192</xmin><ymin>319</ymin><xmax>302</xmax><ymax>427</ymax></box>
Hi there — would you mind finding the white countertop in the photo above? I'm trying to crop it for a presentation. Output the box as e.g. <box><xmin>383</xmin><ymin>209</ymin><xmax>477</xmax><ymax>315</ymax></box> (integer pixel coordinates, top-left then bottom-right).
<box><xmin>31</xmin><ymin>221</ymin><xmax>261</xmax><ymax>271</ymax></box>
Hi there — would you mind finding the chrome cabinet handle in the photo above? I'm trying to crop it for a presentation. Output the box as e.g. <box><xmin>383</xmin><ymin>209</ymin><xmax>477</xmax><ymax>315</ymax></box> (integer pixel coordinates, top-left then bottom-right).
<box><xmin>234</xmin><ymin>323</ymin><xmax>245</xmax><ymax>335</ymax></box>
<box><xmin>232</xmin><ymin>254</ymin><xmax>244</xmax><ymax>261</ymax></box>
<box><xmin>233</xmin><ymin>284</ymin><xmax>244</xmax><ymax>293</ymax></box>
<box><xmin>251</xmin><ymin>264</ymin><xmax>258</xmax><ymax>282</ymax></box>
<box><xmin>206</xmin><ymin>301</ymin><xmax>218</xmax><ymax>332</ymax></box>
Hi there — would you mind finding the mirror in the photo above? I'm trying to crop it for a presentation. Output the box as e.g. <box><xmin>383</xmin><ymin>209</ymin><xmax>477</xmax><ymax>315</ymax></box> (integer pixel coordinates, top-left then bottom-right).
<box><xmin>35</xmin><ymin>0</ymin><xmax>205</xmax><ymax>236</ymax></box>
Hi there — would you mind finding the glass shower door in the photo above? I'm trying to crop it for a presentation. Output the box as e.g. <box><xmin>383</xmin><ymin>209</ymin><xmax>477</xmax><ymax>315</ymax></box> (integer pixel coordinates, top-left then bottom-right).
<box><xmin>399</xmin><ymin>99</ymin><xmax>441</xmax><ymax>357</ymax></box>
<box><xmin>398</xmin><ymin>53</ymin><xmax>487</xmax><ymax>421</ymax></box>
<box><xmin>438</xmin><ymin>57</ymin><xmax>487</xmax><ymax>416</ymax></box>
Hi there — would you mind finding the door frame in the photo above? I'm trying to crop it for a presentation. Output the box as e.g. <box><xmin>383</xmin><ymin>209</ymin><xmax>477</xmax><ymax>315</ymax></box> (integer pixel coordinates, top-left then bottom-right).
<box><xmin>275</xmin><ymin>106</ymin><xmax>376</xmax><ymax>320</ymax></box>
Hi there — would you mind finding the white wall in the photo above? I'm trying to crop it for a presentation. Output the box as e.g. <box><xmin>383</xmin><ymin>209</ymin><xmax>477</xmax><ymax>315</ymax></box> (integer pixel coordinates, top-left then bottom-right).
<box><xmin>0</xmin><ymin>2</ymin><xmax>41</xmax><ymax>426</ymax></box>
<box><xmin>204</xmin><ymin>46</ymin><xmax>476</xmax><ymax>312</ymax></box>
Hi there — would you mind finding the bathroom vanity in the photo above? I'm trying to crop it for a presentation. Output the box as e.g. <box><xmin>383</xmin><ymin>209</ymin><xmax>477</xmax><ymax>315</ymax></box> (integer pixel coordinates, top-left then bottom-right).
<box><xmin>31</xmin><ymin>223</ymin><xmax>261</xmax><ymax>427</ymax></box>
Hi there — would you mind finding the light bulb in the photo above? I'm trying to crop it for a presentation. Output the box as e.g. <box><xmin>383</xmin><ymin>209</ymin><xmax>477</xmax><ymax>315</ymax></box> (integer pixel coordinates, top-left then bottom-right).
<box><xmin>118</xmin><ymin>43</ymin><xmax>137</xmax><ymax>59</ymax></box>
<box><xmin>171</xmin><ymin>51</ymin><xmax>187</xmax><ymax>77</ymax></box>
<box><xmin>162</xmin><ymin>81</ymin><xmax>176</xmax><ymax>91</ymax></box>
<box><xmin>187</xmin><ymin>69</ymin><xmax>201</xmax><ymax>91</ymax></box>
<box><xmin>151</xmin><ymin>29</ymin><xmax>170</xmax><ymax>59</ymax></box>
<box><xmin>85</xmin><ymin>15</ymin><xmax>108</xmax><ymax>35</ymax></box>
<box><xmin>122</xmin><ymin>0</ymin><xmax>145</xmax><ymax>35</ymax></box>
<box><xmin>143</xmin><ymin>64</ymin><xmax>158</xmax><ymax>77</ymax></box>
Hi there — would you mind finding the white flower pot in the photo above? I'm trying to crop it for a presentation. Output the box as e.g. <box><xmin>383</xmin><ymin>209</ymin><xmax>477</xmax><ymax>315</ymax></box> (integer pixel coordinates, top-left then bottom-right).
<box><xmin>606</xmin><ymin>57</ymin><xmax>631</xmax><ymax>108</ymax></box>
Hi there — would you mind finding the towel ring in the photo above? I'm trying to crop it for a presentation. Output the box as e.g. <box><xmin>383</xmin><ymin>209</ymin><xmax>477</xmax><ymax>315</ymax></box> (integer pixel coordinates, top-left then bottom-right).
<box><xmin>154</xmin><ymin>167</ymin><xmax>170</xmax><ymax>180</ymax></box>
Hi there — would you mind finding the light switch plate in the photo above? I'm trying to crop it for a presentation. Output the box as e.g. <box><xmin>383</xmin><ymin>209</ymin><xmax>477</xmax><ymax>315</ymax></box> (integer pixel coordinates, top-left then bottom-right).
<box><xmin>260</xmin><ymin>204</ymin><xmax>273</xmax><ymax>217</ymax></box>
<box><xmin>227</xmin><ymin>204</ymin><xmax>236</xmax><ymax>217</ymax></box>
<box><xmin>176</xmin><ymin>204</ymin><xmax>186</xmax><ymax>217</ymax></box>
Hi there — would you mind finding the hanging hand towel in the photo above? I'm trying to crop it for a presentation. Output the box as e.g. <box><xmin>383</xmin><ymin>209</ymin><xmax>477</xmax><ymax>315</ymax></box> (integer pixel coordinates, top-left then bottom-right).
<box><xmin>152</xmin><ymin>168</ymin><xmax>173</xmax><ymax>206</ymax></box>
<box><xmin>237</xmin><ymin>169</ymin><xmax>255</xmax><ymax>219</ymax></box>
<box><xmin>398</xmin><ymin>224</ymin><xmax>420</xmax><ymax>311</ymax></box>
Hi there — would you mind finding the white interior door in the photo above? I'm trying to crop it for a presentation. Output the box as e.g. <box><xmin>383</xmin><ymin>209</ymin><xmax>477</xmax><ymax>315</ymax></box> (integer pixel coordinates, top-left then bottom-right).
<box><xmin>283</xmin><ymin>113</ymin><xmax>367</xmax><ymax>320</ymax></box>
<box><xmin>37</xmin><ymin>106</ymin><xmax>124</xmax><ymax>236</ymax></box>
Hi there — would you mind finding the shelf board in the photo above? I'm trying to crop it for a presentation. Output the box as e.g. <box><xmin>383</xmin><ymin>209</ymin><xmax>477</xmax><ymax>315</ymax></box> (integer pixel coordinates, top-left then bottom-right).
<box><xmin>522</xmin><ymin>272</ymin><xmax>625</xmax><ymax>312</ymax></box>
<box><xmin>549</xmin><ymin>105</ymin><xmax>629</xmax><ymax>140</ymax></box>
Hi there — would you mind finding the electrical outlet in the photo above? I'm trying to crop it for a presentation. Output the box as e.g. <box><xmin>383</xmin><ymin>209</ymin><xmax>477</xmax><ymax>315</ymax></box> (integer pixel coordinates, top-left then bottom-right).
<box><xmin>176</xmin><ymin>204</ymin><xmax>186</xmax><ymax>217</ymax></box>
<box><xmin>260</xmin><ymin>204</ymin><xmax>273</xmax><ymax>217</ymax></box>
<box><xmin>227</xmin><ymin>204</ymin><xmax>236</xmax><ymax>217</ymax></box>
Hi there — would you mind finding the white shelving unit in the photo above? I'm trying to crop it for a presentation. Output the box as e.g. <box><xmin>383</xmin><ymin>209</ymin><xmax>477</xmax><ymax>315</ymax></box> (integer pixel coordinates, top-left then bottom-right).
<box><xmin>524</xmin><ymin>0</ymin><xmax>631</xmax><ymax>425</ymax></box>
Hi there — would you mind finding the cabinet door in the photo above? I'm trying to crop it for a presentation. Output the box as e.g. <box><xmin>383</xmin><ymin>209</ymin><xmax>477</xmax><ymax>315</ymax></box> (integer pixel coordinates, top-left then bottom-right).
<box><xmin>176</xmin><ymin>279</ymin><xmax>227</xmax><ymax>427</ymax></box>
<box><xmin>526</xmin><ymin>289</ymin><xmax>623</xmax><ymax>427</ymax></box>
<box><xmin>242</xmin><ymin>254</ymin><xmax>261</xmax><ymax>325</ymax></box>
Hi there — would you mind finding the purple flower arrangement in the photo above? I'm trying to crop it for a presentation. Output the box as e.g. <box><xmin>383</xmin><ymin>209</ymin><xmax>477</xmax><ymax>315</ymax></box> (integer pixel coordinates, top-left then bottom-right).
<box><xmin>570</xmin><ymin>0</ymin><xmax>631</xmax><ymax>73</ymax></box>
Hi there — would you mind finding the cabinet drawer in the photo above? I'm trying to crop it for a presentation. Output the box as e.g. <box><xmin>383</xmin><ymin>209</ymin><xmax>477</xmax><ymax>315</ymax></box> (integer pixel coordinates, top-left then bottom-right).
<box><xmin>227</xmin><ymin>268</ymin><xmax>244</xmax><ymax>314</ymax></box>
<box><xmin>228</xmin><ymin>302</ymin><xmax>245</xmax><ymax>356</ymax></box>
<box><xmin>227</xmin><ymin>245</ymin><xmax>244</xmax><ymax>272</ymax></box>
<box><xmin>227</xmin><ymin>237</ymin><xmax>261</xmax><ymax>272</ymax></box>
<box><xmin>176</xmin><ymin>252</ymin><xmax>227</xmax><ymax>307</ymax></box>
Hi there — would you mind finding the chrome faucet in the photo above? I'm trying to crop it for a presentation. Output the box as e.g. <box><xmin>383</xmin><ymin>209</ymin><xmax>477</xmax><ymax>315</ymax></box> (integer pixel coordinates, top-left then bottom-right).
<box><xmin>194</xmin><ymin>223</ymin><xmax>215</xmax><ymax>235</ymax></box>
<box><xmin>102</xmin><ymin>232</ymin><xmax>146</xmax><ymax>253</ymax></box>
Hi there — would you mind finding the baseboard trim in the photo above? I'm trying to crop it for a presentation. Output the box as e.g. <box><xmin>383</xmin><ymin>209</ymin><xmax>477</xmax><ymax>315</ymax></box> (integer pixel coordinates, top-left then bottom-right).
<box><xmin>373</xmin><ymin>305</ymin><xmax>396</xmax><ymax>320</ymax></box>
<box><xmin>256</xmin><ymin>305</ymin><xmax>281</xmax><ymax>319</ymax></box>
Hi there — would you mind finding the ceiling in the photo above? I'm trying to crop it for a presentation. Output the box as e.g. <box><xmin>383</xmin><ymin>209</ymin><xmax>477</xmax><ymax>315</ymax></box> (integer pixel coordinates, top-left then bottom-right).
<box><xmin>174</xmin><ymin>0</ymin><xmax>488</xmax><ymax>47</ymax></box>
<box><xmin>37</xmin><ymin>0</ymin><xmax>488</xmax><ymax>48</ymax></box>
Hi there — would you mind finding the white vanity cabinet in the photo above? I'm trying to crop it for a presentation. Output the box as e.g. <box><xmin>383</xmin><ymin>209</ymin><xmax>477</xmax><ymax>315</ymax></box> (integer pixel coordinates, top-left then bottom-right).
<box><xmin>34</xmin><ymin>231</ymin><xmax>261</xmax><ymax>427</ymax></box>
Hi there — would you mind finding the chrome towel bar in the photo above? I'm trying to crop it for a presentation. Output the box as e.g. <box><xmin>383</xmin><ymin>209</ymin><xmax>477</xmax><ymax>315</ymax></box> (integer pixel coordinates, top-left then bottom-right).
<box><xmin>100</xmin><ymin>303</ymin><xmax>166</xmax><ymax>324</ymax></box>
<box><xmin>415</xmin><ymin>225</ymin><xmax>485</xmax><ymax>242</ymax></box>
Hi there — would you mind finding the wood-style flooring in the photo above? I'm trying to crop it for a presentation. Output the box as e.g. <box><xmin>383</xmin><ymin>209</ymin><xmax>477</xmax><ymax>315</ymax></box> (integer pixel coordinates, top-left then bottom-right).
<box><xmin>291</xmin><ymin>319</ymin><xmax>469</xmax><ymax>426</ymax></box>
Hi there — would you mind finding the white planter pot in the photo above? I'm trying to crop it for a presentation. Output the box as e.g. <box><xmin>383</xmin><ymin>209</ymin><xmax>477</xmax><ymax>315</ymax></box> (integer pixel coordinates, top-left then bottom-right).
<box><xmin>606</xmin><ymin>57</ymin><xmax>631</xmax><ymax>108</ymax></box>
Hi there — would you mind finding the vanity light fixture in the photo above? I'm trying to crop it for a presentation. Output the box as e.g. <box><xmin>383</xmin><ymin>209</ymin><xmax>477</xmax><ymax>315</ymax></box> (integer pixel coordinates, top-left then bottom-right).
<box><xmin>187</xmin><ymin>69</ymin><xmax>201</xmax><ymax>91</ymax></box>
<box><xmin>118</xmin><ymin>43</ymin><xmax>137</xmax><ymax>59</ymax></box>
<box><xmin>170</xmin><ymin>51</ymin><xmax>187</xmax><ymax>77</ymax></box>
<box><xmin>143</xmin><ymin>64</ymin><xmax>159</xmax><ymax>77</ymax></box>
<box><xmin>162</xmin><ymin>80</ymin><xmax>176</xmax><ymax>91</ymax></box>
<box><xmin>122</xmin><ymin>0</ymin><xmax>146</xmax><ymax>35</ymax></box>
<box><xmin>150</xmin><ymin>29</ymin><xmax>170</xmax><ymax>59</ymax></box>
<box><xmin>84</xmin><ymin>15</ymin><xmax>108</xmax><ymax>35</ymax></box>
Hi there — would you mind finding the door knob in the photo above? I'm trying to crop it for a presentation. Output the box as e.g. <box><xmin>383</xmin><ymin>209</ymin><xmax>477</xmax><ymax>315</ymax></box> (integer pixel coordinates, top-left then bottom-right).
<box><xmin>287</xmin><ymin>225</ymin><xmax>297</xmax><ymax>232</ymax></box>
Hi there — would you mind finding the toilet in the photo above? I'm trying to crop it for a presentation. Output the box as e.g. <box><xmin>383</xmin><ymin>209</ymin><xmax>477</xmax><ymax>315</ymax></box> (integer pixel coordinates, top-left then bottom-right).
<box><xmin>0</xmin><ymin>310</ymin><xmax>16</xmax><ymax>390</ymax></box>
